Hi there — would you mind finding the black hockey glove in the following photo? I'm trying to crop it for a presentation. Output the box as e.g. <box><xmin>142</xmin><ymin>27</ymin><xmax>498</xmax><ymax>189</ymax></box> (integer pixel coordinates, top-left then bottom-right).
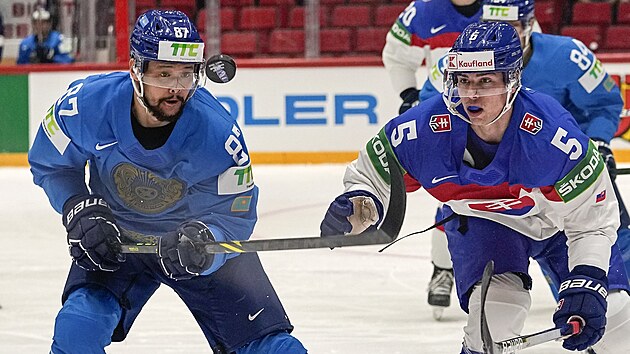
<box><xmin>553</xmin><ymin>265</ymin><xmax>608</xmax><ymax>351</ymax></box>
<box><xmin>398</xmin><ymin>87</ymin><xmax>420</xmax><ymax>114</ymax></box>
<box><xmin>158</xmin><ymin>221</ymin><xmax>219</xmax><ymax>281</ymax></box>
<box><xmin>63</xmin><ymin>195</ymin><xmax>125</xmax><ymax>272</ymax></box>
<box><xmin>594</xmin><ymin>139</ymin><xmax>616</xmax><ymax>181</ymax></box>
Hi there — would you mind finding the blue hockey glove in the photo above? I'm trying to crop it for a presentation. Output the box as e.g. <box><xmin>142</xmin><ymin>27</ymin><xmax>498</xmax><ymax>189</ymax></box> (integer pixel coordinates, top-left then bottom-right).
<box><xmin>320</xmin><ymin>191</ymin><xmax>382</xmax><ymax>236</ymax></box>
<box><xmin>594</xmin><ymin>139</ymin><xmax>616</xmax><ymax>181</ymax></box>
<box><xmin>63</xmin><ymin>195</ymin><xmax>125</xmax><ymax>272</ymax></box>
<box><xmin>158</xmin><ymin>220</ymin><xmax>223</xmax><ymax>281</ymax></box>
<box><xmin>399</xmin><ymin>88</ymin><xmax>420</xmax><ymax>114</ymax></box>
<box><xmin>553</xmin><ymin>265</ymin><xmax>608</xmax><ymax>351</ymax></box>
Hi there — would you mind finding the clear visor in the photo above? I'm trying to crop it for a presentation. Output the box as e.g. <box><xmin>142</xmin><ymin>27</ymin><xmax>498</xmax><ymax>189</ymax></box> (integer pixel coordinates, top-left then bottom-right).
<box><xmin>449</xmin><ymin>73</ymin><xmax>509</xmax><ymax>98</ymax></box>
<box><xmin>139</xmin><ymin>70</ymin><xmax>201</xmax><ymax>90</ymax></box>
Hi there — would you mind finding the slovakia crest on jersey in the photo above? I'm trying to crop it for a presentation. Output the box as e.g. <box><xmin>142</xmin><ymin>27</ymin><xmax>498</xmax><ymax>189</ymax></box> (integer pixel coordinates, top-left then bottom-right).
<box><xmin>468</xmin><ymin>196</ymin><xmax>535</xmax><ymax>216</ymax></box>
<box><xmin>520</xmin><ymin>113</ymin><xmax>543</xmax><ymax>135</ymax></box>
<box><xmin>430</xmin><ymin>114</ymin><xmax>451</xmax><ymax>133</ymax></box>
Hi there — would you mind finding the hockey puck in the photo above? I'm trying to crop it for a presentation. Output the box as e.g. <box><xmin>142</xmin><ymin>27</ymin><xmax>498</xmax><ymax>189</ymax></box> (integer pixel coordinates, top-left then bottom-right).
<box><xmin>205</xmin><ymin>54</ymin><xmax>237</xmax><ymax>84</ymax></box>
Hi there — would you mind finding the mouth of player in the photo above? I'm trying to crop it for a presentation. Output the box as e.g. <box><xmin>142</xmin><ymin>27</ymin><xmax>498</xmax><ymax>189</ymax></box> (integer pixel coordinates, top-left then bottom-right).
<box><xmin>161</xmin><ymin>97</ymin><xmax>183</xmax><ymax>109</ymax></box>
<box><xmin>466</xmin><ymin>105</ymin><xmax>483</xmax><ymax>118</ymax></box>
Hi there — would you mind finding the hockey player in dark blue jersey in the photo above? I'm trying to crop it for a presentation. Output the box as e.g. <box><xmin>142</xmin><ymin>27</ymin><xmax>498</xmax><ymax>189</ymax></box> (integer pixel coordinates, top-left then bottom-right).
<box><xmin>28</xmin><ymin>10</ymin><xmax>306</xmax><ymax>354</ymax></box>
<box><xmin>322</xmin><ymin>22</ymin><xmax>630</xmax><ymax>353</ymax></box>
<box><xmin>420</xmin><ymin>0</ymin><xmax>629</xmax><ymax>318</ymax></box>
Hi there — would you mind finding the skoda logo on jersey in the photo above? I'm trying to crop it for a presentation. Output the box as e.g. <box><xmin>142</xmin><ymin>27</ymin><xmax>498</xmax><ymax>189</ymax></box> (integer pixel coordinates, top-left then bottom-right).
<box><xmin>429</xmin><ymin>114</ymin><xmax>451</xmax><ymax>133</ymax></box>
<box><xmin>468</xmin><ymin>196</ymin><xmax>536</xmax><ymax>216</ymax></box>
<box><xmin>519</xmin><ymin>113</ymin><xmax>543</xmax><ymax>135</ymax></box>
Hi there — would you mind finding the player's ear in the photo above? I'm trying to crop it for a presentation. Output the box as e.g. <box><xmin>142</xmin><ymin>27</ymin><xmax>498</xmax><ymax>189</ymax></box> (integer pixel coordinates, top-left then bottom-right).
<box><xmin>129</xmin><ymin>59</ymin><xmax>139</xmax><ymax>81</ymax></box>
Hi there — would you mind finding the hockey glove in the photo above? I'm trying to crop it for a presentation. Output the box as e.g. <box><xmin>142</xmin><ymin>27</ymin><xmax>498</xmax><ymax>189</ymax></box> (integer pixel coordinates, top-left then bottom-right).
<box><xmin>553</xmin><ymin>265</ymin><xmax>608</xmax><ymax>351</ymax></box>
<box><xmin>158</xmin><ymin>220</ymin><xmax>224</xmax><ymax>281</ymax></box>
<box><xmin>399</xmin><ymin>87</ymin><xmax>420</xmax><ymax>114</ymax></box>
<box><xmin>320</xmin><ymin>191</ymin><xmax>382</xmax><ymax>236</ymax></box>
<box><xmin>63</xmin><ymin>195</ymin><xmax>125</xmax><ymax>272</ymax></box>
<box><xmin>594</xmin><ymin>139</ymin><xmax>616</xmax><ymax>181</ymax></box>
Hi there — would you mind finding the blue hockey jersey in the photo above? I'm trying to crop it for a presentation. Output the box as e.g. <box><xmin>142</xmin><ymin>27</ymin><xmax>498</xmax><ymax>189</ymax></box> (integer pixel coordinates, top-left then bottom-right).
<box><xmin>344</xmin><ymin>90</ymin><xmax>618</xmax><ymax>272</ymax></box>
<box><xmin>29</xmin><ymin>72</ymin><xmax>258</xmax><ymax>247</ymax></box>
<box><xmin>421</xmin><ymin>32</ymin><xmax>623</xmax><ymax>143</ymax></box>
<box><xmin>17</xmin><ymin>30</ymin><xmax>73</xmax><ymax>64</ymax></box>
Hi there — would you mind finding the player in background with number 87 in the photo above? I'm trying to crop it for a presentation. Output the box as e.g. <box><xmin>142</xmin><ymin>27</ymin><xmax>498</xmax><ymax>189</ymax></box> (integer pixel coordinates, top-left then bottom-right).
<box><xmin>28</xmin><ymin>10</ymin><xmax>306</xmax><ymax>354</ymax></box>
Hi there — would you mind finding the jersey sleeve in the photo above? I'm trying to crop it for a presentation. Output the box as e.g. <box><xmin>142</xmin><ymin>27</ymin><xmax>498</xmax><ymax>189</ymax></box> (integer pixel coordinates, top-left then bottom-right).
<box><xmin>419</xmin><ymin>54</ymin><xmax>448</xmax><ymax>100</ymax></box>
<box><xmin>557</xmin><ymin>38</ymin><xmax>622</xmax><ymax>142</ymax></box>
<box><xmin>382</xmin><ymin>2</ymin><xmax>426</xmax><ymax>94</ymax></box>
<box><xmin>342</xmin><ymin>114</ymin><xmax>420</xmax><ymax>222</ymax></box>
<box><xmin>185</xmin><ymin>119</ymin><xmax>258</xmax><ymax>244</ymax></box>
<box><xmin>545</xmin><ymin>128</ymin><xmax>619</xmax><ymax>272</ymax></box>
<box><xmin>51</xmin><ymin>32</ymin><xmax>74</xmax><ymax>64</ymax></box>
<box><xmin>28</xmin><ymin>80</ymin><xmax>92</xmax><ymax>213</ymax></box>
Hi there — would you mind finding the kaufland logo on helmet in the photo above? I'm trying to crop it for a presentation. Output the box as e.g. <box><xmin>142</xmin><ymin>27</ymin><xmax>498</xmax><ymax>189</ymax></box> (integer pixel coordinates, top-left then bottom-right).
<box><xmin>447</xmin><ymin>51</ymin><xmax>495</xmax><ymax>72</ymax></box>
<box><xmin>158</xmin><ymin>41</ymin><xmax>204</xmax><ymax>62</ymax></box>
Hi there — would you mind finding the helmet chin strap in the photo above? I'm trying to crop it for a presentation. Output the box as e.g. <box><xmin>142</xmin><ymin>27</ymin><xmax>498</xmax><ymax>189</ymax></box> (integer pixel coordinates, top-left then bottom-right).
<box><xmin>130</xmin><ymin>67</ymin><xmax>157</xmax><ymax>119</ymax></box>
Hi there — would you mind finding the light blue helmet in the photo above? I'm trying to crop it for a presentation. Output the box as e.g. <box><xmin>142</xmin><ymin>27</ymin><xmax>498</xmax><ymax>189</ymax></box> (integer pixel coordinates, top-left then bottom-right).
<box><xmin>443</xmin><ymin>22</ymin><xmax>523</xmax><ymax>125</ymax></box>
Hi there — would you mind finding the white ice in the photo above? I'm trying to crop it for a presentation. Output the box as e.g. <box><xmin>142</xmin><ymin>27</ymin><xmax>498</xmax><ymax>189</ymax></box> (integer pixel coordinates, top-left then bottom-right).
<box><xmin>1</xmin><ymin>164</ymin><xmax>627</xmax><ymax>353</ymax></box>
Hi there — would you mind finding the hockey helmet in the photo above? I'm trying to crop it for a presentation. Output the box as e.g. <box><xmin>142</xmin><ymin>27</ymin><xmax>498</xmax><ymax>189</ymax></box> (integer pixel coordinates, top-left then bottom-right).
<box><xmin>481</xmin><ymin>0</ymin><xmax>535</xmax><ymax>24</ymax></box>
<box><xmin>130</xmin><ymin>10</ymin><xmax>205</xmax><ymax>91</ymax></box>
<box><xmin>442</xmin><ymin>22</ymin><xmax>523</xmax><ymax>125</ymax></box>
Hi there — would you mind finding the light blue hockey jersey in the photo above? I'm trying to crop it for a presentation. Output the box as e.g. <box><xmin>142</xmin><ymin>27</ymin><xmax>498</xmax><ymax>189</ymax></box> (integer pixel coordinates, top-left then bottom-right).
<box><xmin>29</xmin><ymin>72</ymin><xmax>258</xmax><ymax>246</ymax></box>
<box><xmin>421</xmin><ymin>32</ymin><xmax>623</xmax><ymax>143</ymax></box>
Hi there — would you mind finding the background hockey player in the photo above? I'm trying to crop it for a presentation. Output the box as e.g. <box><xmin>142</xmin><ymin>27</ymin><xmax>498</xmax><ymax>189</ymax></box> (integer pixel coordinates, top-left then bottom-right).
<box><xmin>421</xmin><ymin>0</ymin><xmax>630</xmax><ymax>319</ymax></box>
<box><xmin>321</xmin><ymin>22</ymin><xmax>630</xmax><ymax>353</ymax></box>
<box><xmin>382</xmin><ymin>0</ymin><xmax>482</xmax><ymax>115</ymax></box>
<box><xmin>28</xmin><ymin>10</ymin><xmax>306</xmax><ymax>354</ymax></box>
<box><xmin>17</xmin><ymin>7</ymin><xmax>73</xmax><ymax>65</ymax></box>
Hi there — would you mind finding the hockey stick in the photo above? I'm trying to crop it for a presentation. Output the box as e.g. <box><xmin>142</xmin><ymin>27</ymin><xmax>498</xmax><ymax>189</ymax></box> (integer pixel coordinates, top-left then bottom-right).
<box><xmin>616</xmin><ymin>167</ymin><xmax>630</xmax><ymax>175</ymax></box>
<box><xmin>120</xmin><ymin>153</ymin><xmax>407</xmax><ymax>254</ymax></box>
<box><xmin>479</xmin><ymin>260</ymin><xmax>582</xmax><ymax>354</ymax></box>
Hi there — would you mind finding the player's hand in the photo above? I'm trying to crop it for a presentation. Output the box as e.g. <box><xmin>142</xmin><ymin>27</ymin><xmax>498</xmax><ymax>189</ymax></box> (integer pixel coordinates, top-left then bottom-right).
<box><xmin>399</xmin><ymin>88</ymin><xmax>420</xmax><ymax>114</ymax></box>
<box><xmin>63</xmin><ymin>195</ymin><xmax>125</xmax><ymax>272</ymax></box>
<box><xmin>320</xmin><ymin>192</ymin><xmax>381</xmax><ymax>236</ymax></box>
<box><xmin>553</xmin><ymin>265</ymin><xmax>608</xmax><ymax>351</ymax></box>
<box><xmin>158</xmin><ymin>220</ymin><xmax>223</xmax><ymax>281</ymax></box>
<box><xmin>594</xmin><ymin>139</ymin><xmax>616</xmax><ymax>181</ymax></box>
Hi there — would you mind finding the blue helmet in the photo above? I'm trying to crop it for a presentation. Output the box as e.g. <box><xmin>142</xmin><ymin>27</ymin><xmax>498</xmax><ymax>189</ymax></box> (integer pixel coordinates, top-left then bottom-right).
<box><xmin>443</xmin><ymin>22</ymin><xmax>523</xmax><ymax>125</ymax></box>
<box><xmin>130</xmin><ymin>10</ymin><xmax>206</xmax><ymax>105</ymax></box>
<box><xmin>130</xmin><ymin>10</ymin><xmax>204</xmax><ymax>72</ymax></box>
<box><xmin>481</xmin><ymin>0</ymin><xmax>535</xmax><ymax>24</ymax></box>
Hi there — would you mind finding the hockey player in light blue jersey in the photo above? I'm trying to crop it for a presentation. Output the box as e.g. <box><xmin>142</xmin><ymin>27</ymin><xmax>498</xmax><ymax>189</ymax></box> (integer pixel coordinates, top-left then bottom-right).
<box><xmin>322</xmin><ymin>22</ymin><xmax>630</xmax><ymax>353</ymax></box>
<box><xmin>28</xmin><ymin>10</ymin><xmax>306</xmax><ymax>354</ymax></box>
<box><xmin>420</xmin><ymin>0</ymin><xmax>629</xmax><ymax>317</ymax></box>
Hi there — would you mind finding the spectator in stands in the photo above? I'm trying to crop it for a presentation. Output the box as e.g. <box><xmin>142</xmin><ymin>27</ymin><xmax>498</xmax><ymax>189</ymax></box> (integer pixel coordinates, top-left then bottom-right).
<box><xmin>0</xmin><ymin>10</ymin><xmax>4</xmax><ymax>62</ymax></box>
<box><xmin>17</xmin><ymin>7</ymin><xmax>73</xmax><ymax>64</ymax></box>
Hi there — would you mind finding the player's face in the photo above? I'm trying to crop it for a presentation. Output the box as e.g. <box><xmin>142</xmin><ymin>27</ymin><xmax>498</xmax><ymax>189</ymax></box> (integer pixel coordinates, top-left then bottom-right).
<box><xmin>141</xmin><ymin>61</ymin><xmax>195</xmax><ymax>122</ymax></box>
<box><xmin>457</xmin><ymin>73</ymin><xmax>508</xmax><ymax>125</ymax></box>
<box><xmin>32</xmin><ymin>19</ymin><xmax>52</xmax><ymax>39</ymax></box>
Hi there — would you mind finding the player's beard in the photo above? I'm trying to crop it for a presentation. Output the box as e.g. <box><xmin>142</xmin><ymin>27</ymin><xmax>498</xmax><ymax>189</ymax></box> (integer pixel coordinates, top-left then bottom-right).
<box><xmin>145</xmin><ymin>95</ymin><xmax>186</xmax><ymax>123</ymax></box>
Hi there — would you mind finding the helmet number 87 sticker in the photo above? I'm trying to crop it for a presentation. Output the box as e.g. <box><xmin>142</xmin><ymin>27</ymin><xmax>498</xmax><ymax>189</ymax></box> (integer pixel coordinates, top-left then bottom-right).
<box><xmin>174</xmin><ymin>27</ymin><xmax>190</xmax><ymax>38</ymax></box>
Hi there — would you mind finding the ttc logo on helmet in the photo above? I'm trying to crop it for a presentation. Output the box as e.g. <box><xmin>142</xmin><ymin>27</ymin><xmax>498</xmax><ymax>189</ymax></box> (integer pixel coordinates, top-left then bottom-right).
<box><xmin>170</xmin><ymin>43</ymin><xmax>200</xmax><ymax>57</ymax></box>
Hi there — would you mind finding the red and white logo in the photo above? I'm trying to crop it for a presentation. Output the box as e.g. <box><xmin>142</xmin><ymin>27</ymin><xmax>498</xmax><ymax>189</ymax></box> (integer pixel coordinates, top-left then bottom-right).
<box><xmin>429</xmin><ymin>114</ymin><xmax>452</xmax><ymax>133</ymax></box>
<box><xmin>468</xmin><ymin>196</ymin><xmax>535</xmax><ymax>216</ymax></box>
<box><xmin>519</xmin><ymin>113</ymin><xmax>543</xmax><ymax>135</ymax></box>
